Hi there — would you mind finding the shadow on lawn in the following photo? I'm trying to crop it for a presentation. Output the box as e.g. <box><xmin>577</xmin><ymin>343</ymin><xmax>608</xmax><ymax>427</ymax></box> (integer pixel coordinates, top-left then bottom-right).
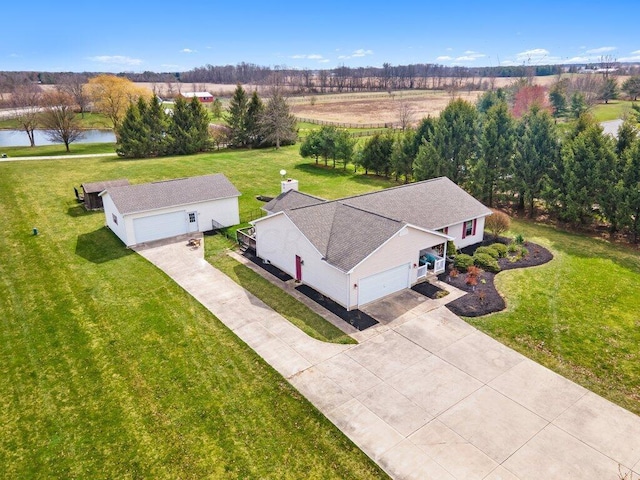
<box><xmin>75</xmin><ymin>227</ymin><xmax>134</xmax><ymax>264</ymax></box>
<box><xmin>67</xmin><ymin>204</ymin><xmax>103</xmax><ymax>218</ymax></box>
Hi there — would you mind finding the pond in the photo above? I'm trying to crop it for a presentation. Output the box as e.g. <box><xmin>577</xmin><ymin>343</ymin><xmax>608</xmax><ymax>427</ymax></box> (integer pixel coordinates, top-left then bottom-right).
<box><xmin>0</xmin><ymin>129</ymin><xmax>116</xmax><ymax>147</ymax></box>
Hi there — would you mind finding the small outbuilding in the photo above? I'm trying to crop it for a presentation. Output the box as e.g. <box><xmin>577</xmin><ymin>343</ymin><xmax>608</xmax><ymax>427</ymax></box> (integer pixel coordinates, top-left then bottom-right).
<box><xmin>181</xmin><ymin>92</ymin><xmax>214</xmax><ymax>103</ymax></box>
<box><xmin>101</xmin><ymin>173</ymin><xmax>240</xmax><ymax>246</ymax></box>
<box><xmin>80</xmin><ymin>179</ymin><xmax>130</xmax><ymax>210</ymax></box>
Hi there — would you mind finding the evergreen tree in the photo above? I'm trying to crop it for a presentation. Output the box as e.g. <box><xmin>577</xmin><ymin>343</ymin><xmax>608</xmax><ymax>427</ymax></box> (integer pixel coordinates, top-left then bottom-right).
<box><xmin>621</xmin><ymin>76</ymin><xmax>640</xmax><ymax>101</ymax></box>
<box><xmin>144</xmin><ymin>94</ymin><xmax>169</xmax><ymax>156</ymax></box>
<box><xmin>334</xmin><ymin>129</ymin><xmax>355</xmax><ymax>170</ymax></box>
<box><xmin>188</xmin><ymin>96</ymin><xmax>213</xmax><ymax>152</ymax></box>
<box><xmin>616</xmin><ymin>118</ymin><xmax>639</xmax><ymax>158</ymax></box>
<box><xmin>514</xmin><ymin>107</ymin><xmax>559</xmax><ymax>216</ymax></box>
<box><xmin>258</xmin><ymin>89</ymin><xmax>296</xmax><ymax>149</ymax></box>
<box><xmin>599</xmin><ymin>78</ymin><xmax>619</xmax><ymax>104</ymax></box>
<box><xmin>471</xmin><ymin>101</ymin><xmax>515</xmax><ymax>207</ymax></box>
<box><xmin>116</xmin><ymin>98</ymin><xmax>150</xmax><ymax>158</ymax></box>
<box><xmin>168</xmin><ymin>96</ymin><xmax>194</xmax><ymax>155</ymax></box>
<box><xmin>300</xmin><ymin>129</ymin><xmax>323</xmax><ymax>164</ymax></box>
<box><xmin>360</xmin><ymin>132</ymin><xmax>394</xmax><ymax>176</ymax></box>
<box><xmin>476</xmin><ymin>89</ymin><xmax>506</xmax><ymax>114</ymax></box>
<box><xmin>227</xmin><ymin>84</ymin><xmax>249</xmax><ymax>147</ymax></box>
<box><xmin>570</xmin><ymin>92</ymin><xmax>587</xmax><ymax>118</ymax></box>
<box><xmin>621</xmin><ymin>141</ymin><xmax>640</xmax><ymax>242</ymax></box>
<box><xmin>549</xmin><ymin>80</ymin><xmax>568</xmax><ymax>119</ymax></box>
<box><xmin>391</xmin><ymin>129</ymin><xmax>416</xmax><ymax>183</ymax></box>
<box><xmin>246</xmin><ymin>90</ymin><xmax>264</xmax><ymax>147</ymax></box>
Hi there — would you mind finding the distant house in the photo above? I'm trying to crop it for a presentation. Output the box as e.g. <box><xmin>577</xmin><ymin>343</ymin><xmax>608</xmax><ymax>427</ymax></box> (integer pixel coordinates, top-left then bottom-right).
<box><xmin>101</xmin><ymin>174</ymin><xmax>240</xmax><ymax>246</ymax></box>
<box><xmin>181</xmin><ymin>92</ymin><xmax>214</xmax><ymax>103</ymax></box>
<box><xmin>81</xmin><ymin>179</ymin><xmax>130</xmax><ymax>210</ymax></box>
<box><xmin>242</xmin><ymin>177</ymin><xmax>491</xmax><ymax>310</ymax></box>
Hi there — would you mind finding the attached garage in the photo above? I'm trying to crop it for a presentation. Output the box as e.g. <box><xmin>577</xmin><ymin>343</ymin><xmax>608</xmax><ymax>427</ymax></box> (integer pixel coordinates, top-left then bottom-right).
<box><xmin>101</xmin><ymin>173</ymin><xmax>240</xmax><ymax>247</ymax></box>
<box><xmin>358</xmin><ymin>263</ymin><xmax>410</xmax><ymax>306</ymax></box>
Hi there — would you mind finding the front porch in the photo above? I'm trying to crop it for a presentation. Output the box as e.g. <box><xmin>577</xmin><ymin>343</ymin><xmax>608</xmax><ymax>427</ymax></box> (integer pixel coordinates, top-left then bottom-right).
<box><xmin>415</xmin><ymin>244</ymin><xmax>447</xmax><ymax>280</ymax></box>
<box><xmin>236</xmin><ymin>226</ymin><xmax>256</xmax><ymax>251</ymax></box>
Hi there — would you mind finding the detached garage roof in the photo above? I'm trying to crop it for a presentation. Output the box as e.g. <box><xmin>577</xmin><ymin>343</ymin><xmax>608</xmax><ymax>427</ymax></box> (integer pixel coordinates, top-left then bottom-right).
<box><xmin>102</xmin><ymin>173</ymin><xmax>240</xmax><ymax>215</ymax></box>
<box><xmin>82</xmin><ymin>178</ymin><xmax>129</xmax><ymax>194</ymax></box>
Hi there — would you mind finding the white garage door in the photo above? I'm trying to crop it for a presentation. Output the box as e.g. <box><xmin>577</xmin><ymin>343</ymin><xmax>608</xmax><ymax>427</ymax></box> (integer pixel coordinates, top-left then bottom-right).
<box><xmin>358</xmin><ymin>263</ymin><xmax>410</xmax><ymax>306</ymax></box>
<box><xmin>133</xmin><ymin>211</ymin><xmax>187</xmax><ymax>244</ymax></box>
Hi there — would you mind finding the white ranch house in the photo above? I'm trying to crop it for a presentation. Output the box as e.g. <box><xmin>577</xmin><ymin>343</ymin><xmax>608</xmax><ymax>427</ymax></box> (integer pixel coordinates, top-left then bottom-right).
<box><xmin>101</xmin><ymin>173</ymin><xmax>240</xmax><ymax>246</ymax></box>
<box><xmin>242</xmin><ymin>177</ymin><xmax>491</xmax><ymax>310</ymax></box>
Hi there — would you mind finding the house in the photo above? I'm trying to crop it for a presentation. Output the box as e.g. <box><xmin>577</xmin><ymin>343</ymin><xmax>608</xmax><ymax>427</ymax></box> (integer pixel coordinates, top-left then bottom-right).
<box><xmin>245</xmin><ymin>177</ymin><xmax>491</xmax><ymax>310</ymax></box>
<box><xmin>81</xmin><ymin>179</ymin><xmax>130</xmax><ymax>210</ymax></box>
<box><xmin>101</xmin><ymin>173</ymin><xmax>240</xmax><ymax>246</ymax></box>
<box><xmin>181</xmin><ymin>92</ymin><xmax>214</xmax><ymax>103</ymax></box>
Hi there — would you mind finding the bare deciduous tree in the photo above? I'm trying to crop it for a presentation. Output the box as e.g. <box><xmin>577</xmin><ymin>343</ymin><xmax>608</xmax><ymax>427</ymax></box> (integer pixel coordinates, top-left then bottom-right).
<box><xmin>397</xmin><ymin>100</ymin><xmax>414</xmax><ymax>131</ymax></box>
<box><xmin>11</xmin><ymin>83</ymin><xmax>42</xmax><ymax>147</ymax></box>
<box><xmin>57</xmin><ymin>74</ymin><xmax>90</xmax><ymax>117</ymax></box>
<box><xmin>40</xmin><ymin>90</ymin><xmax>84</xmax><ymax>152</ymax></box>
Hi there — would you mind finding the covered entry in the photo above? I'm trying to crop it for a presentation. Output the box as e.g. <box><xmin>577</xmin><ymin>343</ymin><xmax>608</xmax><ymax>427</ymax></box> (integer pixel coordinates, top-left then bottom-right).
<box><xmin>358</xmin><ymin>263</ymin><xmax>410</xmax><ymax>306</ymax></box>
<box><xmin>133</xmin><ymin>211</ymin><xmax>187</xmax><ymax>243</ymax></box>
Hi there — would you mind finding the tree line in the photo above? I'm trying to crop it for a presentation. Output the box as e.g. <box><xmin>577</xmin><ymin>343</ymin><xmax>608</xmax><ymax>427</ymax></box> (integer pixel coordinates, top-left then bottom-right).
<box><xmin>301</xmin><ymin>92</ymin><xmax>640</xmax><ymax>242</ymax></box>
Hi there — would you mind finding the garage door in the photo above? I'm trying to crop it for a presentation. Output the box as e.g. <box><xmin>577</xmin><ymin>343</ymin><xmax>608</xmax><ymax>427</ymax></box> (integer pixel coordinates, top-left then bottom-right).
<box><xmin>133</xmin><ymin>211</ymin><xmax>187</xmax><ymax>244</ymax></box>
<box><xmin>358</xmin><ymin>263</ymin><xmax>410</xmax><ymax>306</ymax></box>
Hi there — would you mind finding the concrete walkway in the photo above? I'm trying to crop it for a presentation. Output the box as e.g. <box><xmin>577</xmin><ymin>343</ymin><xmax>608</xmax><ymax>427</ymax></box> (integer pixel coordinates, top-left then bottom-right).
<box><xmin>136</xmin><ymin>239</ymin><xmax>640</xmax><ymax>480</ymax></box>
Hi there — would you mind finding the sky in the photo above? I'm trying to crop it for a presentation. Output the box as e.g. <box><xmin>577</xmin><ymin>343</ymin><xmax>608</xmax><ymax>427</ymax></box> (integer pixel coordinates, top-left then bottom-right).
<box><xmin>2</xmin><ymin>0</ymin><xmax>639</xmax><ymax>73</ymax></box>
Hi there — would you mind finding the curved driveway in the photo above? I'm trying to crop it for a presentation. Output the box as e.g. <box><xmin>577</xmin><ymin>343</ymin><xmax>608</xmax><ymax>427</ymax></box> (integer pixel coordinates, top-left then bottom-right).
<box><xmin>136</xmin><ymin>239</ymin><xmax>640</xmax><ymax>480</ymax></box>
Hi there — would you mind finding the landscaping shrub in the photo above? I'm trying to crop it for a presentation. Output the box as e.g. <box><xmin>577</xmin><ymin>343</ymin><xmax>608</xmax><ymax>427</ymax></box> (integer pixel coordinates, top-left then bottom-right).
<box><xmin>507</xmin><ymin>242</ymin><xmax>520</xmax><ymax>253</ymax></box>
<box><xmin>473</xmin><ymin>252</ymin><xmax>501</xmax><ymax>273</ymax></box>
<box><xmin>475</xmin><ymin>246</ymin><xmax>500</xmax><ymax>259</ymax></box>
<box><xmin>489</xmin><ymin>243</ymin><xmax>508</xmax><ymax>258</ymax></box>
<box><xmin>454</xmin><ymin>254</ymin><xmax>474</xmax><ymax>272</ymax></box>
<box><xmin>446</xmin><ymin>240</ymin><xmax>457</xmax><ymax>256</ymax></box>
<box><xmin>514</xmin><ymin>233</ymin><xmax>525</xmax><ymax>245</ymax></box>
<box><xmin>485</xmin><ymin>209</ymin><xmax>511</xmax><ymax>238</ymax></box>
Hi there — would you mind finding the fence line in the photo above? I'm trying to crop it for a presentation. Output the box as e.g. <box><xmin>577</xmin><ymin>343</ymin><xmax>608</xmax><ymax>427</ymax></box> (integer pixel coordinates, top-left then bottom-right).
<box><xmin>295</xmin><ymin>116</ymin><xmax>396</xmax><ymax>129</ymax></box>
<box><xmin>240</xmin><ymin>208</ymin><xmax>265</xmax><ymax>224</ymax></box>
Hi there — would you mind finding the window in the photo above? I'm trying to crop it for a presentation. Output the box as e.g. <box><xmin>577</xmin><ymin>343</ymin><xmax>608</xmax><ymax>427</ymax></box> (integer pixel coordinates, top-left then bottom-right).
<box><xmin>188</xmin><ymin>212</ymin><xmax>196</xmax><ymax>223</ymax></box>
<box><xmin>462</xmin><ymin>219</ymin><xmax>476</xmax><ymax>239</ymax></box>
<box><xmin>112</xmin><ymin>214</ymin><xmax>118</xmax><ymax>225</ymax></box>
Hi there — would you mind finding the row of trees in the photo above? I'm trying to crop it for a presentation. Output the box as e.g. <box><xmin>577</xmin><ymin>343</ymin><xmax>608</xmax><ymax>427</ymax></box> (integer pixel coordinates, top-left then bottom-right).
<box><xmin>300</xmin><ymin>94</ymin><xmax>640</xmax><ymax>241</ymax></box>
<box><xmin>116</xmin><ymin>95</ymin><xmax>211</xmax><ymax>157</ymax></box>
<box><xmin>226</xmin><ymin>85</ymin><xmax>297</xmax><ymax>149</ymax></box>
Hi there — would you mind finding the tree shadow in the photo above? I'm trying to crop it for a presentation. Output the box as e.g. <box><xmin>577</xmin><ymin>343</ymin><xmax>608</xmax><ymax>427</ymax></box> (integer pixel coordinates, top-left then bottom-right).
<box><xmin>75</xmin><ymin>227</ymin><xmax>133</xmax><ymax>264</ymax></box>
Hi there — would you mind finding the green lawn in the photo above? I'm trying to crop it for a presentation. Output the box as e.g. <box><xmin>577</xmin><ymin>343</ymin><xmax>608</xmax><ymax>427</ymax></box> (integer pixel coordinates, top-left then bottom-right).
<box><xmin>0</xmin><ymin>112</ymin><xmax>112</xmax><ymax>130</ymax></box>
<box><xmin>1</xmin><ymin>142</ymin><xmax>117</xmax><ymax>157</ymax></box>
<box><xmin>591</xmin><ymin>100</ymin><xmax>636</xmax><ymax>122</ymax></box>
<box><xmin>468</xmin><ymin>219</ymin><xmax>640</xmax><ymax>415</ymax></box>
<box><xmin>0</xmin><ymin>151</ymin><xmax>389</xmax><ymax>479</ymax></box>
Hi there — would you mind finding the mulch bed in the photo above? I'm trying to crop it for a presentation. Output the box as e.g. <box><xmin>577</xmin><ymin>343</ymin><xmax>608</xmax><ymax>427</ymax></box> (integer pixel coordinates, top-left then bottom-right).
<box><xmin>242</xmin><ymin>249</ymin><xmax>293</xmax><ymax>282</ymax></box>
<box><xmin>411</xmin><ymin>281</ymin><xmax>448</xmax><ymax>300</ymax></box>
<box><xmin>439</xmin><ymin>239</ymin><xmax>553</xmax><ymax>317</ymax></box>
<box><xmin>295</xmin><ymin>284</ymin><xmax>378</xmax><ymax>331</ymax></box>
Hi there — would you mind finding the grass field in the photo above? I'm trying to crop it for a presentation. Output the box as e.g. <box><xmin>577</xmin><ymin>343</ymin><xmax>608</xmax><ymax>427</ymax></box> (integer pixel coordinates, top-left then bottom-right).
<box><xmin>1</xmin><ymin>142</ymin><xmax>116</xmax><ymax>157</ymax></box>
<box><xmin>591</xmin><ymin>100</ymin><xmax>636</xmax><ymax>122</ymax></box>
<box><xmin>468</xmin><ymin>219</ymin><xmax>640</xmax><ymax>416</ymax></box>
<box><xmin>0</xmin><ymin>149</ymin><xmax>390</xmax><ymax>479</ymax></box>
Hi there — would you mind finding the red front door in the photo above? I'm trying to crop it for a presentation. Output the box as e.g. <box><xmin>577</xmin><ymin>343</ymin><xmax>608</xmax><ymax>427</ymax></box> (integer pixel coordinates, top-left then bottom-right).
<box><xmin>295</xmin><ymin>255</ymin><xmax>302</xmax><ymax>281</ymax></box>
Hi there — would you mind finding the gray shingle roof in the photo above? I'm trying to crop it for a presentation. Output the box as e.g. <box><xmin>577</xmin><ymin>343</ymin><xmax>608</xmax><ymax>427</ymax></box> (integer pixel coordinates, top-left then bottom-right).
<box><xmin>286</xmin><ymin>203</ymin><xmax>404</xmax><ymax>272</ymax></box>
<box><xmin>104</xmin><ymin>173</ymin><xmax>240</xmax><ymax>215</ymax></box>
<box><xmin>262</xmin><ymin>189</ymin><xmax>326</xmax><ymax>214</ymax></box>
<box><xmin>82</xmin><ymin>179</ymin><xmax>130</xmax><ymax>194</ymax></box>
<box><xmin>341</xmin><ymin>177</ymin><xmax>492</xmax><ymax>229</ymax></box>
<box><xmin>265</xmin><ymin>176</ymin><xmax>490</xmax><ymax>272</ymax></box>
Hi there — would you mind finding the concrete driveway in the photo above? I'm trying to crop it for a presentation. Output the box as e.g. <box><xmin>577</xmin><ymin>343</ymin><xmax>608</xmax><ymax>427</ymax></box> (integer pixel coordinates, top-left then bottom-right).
<box><xmin>136</xmin><ymin>239</ymin><xmax>640</xmax><ymax>480</ymax></box>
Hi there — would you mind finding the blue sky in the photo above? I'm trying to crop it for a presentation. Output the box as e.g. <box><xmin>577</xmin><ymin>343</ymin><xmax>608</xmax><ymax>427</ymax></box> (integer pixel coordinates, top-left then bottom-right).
<box><xmin>3</xmin><ymin>1</ymin><xmax>639</xmax><ymax>73</ymax></box>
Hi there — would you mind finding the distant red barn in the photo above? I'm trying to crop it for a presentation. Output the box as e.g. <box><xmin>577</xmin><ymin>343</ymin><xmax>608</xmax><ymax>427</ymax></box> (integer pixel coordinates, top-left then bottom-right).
<box><xmin>181</xmin><ymin>92</ymin><xmax>214</xmax><ymax>103</ymax></box>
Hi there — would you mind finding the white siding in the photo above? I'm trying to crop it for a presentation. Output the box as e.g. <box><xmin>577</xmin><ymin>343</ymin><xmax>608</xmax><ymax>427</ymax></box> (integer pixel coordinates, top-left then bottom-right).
<box><xmin>104</xmin><ymin>196</ymin><xmax>240</xmax><ymax>246</ymax></box>
<box><xmin>349</xmin><ymin>226</ymin><xmax>444</xmax><ymax>309</ymax></box>
<box><xmin>255</xmin><ymin>214</ymin><xmax>349</xmax><ymax>307</ymax></box>
<box><xmin>446</xmin><ymin>216</ymin><xmax>487</xmax><ymax>249</ymax></box>
<box><xmin>102</xmin><ymin>193</ymin><xmax>128</xmax><ymax>245</ymax></box>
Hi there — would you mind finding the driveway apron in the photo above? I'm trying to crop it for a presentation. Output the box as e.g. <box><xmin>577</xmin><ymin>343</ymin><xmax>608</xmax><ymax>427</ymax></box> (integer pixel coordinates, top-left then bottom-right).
<box><xmin>136</xmin><ymin>240</ymin><xmax>640</xmax><ymax>480</ymax></box>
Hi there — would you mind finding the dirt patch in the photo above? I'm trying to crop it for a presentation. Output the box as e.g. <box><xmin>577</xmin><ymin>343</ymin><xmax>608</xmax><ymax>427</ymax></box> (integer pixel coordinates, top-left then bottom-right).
<box><xmin>439</xmin><ymin>240</ymin><xmax>553</xmax><ymax>317</ymax></box>
<box><xmin>291</xmin><ymin>91</ymin><xmax>481</xmax><ymax>126</ymax></box>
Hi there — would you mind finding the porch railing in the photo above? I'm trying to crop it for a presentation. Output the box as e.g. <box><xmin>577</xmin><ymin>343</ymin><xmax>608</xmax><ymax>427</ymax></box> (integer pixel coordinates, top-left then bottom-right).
<box><xmin>433</xmin><ymin>257</ymin><xmax>445</xmax><ymax>274</ymax></box>
<box><xmin>417</xmin><ymin>265</ymin><xmax>428</xmax><ymax>279</ymax></box>
<box><xmin>236</xmin><ymin>228</ymin><xmax>256</xmax><ymax>250</ymax></box>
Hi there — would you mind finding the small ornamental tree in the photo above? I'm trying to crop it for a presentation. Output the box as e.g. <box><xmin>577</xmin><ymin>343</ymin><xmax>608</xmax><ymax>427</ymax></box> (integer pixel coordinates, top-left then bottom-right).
<box><xmin>511</xmin><ymin>85</ymin><xmax>552</xmax><ymax>118</ymax></box>
<box><xmin>485</xmin><ymin>210</ymin><xmax>511</xmax><ymax>239</ymax></box>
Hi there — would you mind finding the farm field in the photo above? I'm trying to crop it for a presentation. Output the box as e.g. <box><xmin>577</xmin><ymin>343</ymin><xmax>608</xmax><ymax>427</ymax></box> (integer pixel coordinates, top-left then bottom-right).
<box><xmin>0</xmin><ymin>148</ymin><xmax>389</xmax><ymax>479</ymax></box>
<box><xmin>2</xmin><ymin>145</ymin><xmax>640</xmax><ymax>477</ymax></box>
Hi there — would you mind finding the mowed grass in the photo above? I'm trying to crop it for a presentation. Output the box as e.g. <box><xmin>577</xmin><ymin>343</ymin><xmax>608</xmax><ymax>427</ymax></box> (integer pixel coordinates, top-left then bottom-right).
<box><xmin>205</xmin><ymin>235</ymin><xmax>355</xmax><ymax>344</ymax></box>
<box><xmin>1</xmin><ymin>142</ymin><xmax>117</xmax><ymax>157</ymax></box>
<box><xmin>0</xmin><ymin>150</ymin><xmax>389</xmax><ymax>479</ymax></box>
<box><xmin>591</xmin><ymin>100</ymin><xmax>636</xmax><ymax>122</ymax></box>
<box><xmin>468</xmin><ymin>219</ymin><xmax>640</xmax><ymax>415</ymax></box>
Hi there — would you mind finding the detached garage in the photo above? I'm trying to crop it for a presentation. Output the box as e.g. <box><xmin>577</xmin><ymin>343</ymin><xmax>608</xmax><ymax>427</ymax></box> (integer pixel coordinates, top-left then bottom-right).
<box><xmin>101</xmin><ymin>173</ymin><xmax>240</xmax><ymax>246</ymax></box>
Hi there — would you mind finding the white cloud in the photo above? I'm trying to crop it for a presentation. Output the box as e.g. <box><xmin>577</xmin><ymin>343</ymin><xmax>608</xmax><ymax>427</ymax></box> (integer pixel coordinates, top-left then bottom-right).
<box><xmin>586</xmin><ymin>46</ymin><xmax>616</xmax><ymax>54</ymax></box>
<box><xmin>619</xmin><ymin>55</ymin><xmax>640</xmax><ymax>62</ymax></box>
<box><xmin>318</xmin><ymin>59</ymin><xmax>330</xmax><ymax>63</ymax></box>
<box><xmin>516</xmin><ymin>48</ymin><xmax>549</xmax><ymax>60</ymax></box>
<box><xmin>9</xmin><ymin>53</ymin><xmax>20</xmax><ymax>58</ymax></box>
<box><xmin>455</xmin><ymin>51</ymin><xmax>486</xmax><ymax>62</ymax></box>
<box><xmin>631</xmin><ymin>50</ymin><xmax>640</xmax><ymax>55</ymax></box>
<box><xmin>291</xmin><ymin>53</ymin><xmax>327</xmax><ymax>62</ymax></box>
<box><xmin>446</xmin><ymin>47</ymin><xmax>453</xmax><ymax>51</ymax></box>
<box><xmin>436</xmin><ymin>55</ymin><xmax>452</xmax><ymax>61</ymax></box>
<box><xmin>566</xmin><ymin>56</ymin><xmax>590</xmax><ymax>63</ymax></box>
<box><xmin>336</xmin><ymin>49</ymin><xmax>373</xmax><ymax>60</ymax></box>
<box><xmin>181</xmin><ymin>48</ymin><xmax>196</xmax><ymax>54</ymax></box>
<box><xmin>88</xmin><ymin>55</ymin><xmax>142</xmax><ymax>66</ymax></box>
